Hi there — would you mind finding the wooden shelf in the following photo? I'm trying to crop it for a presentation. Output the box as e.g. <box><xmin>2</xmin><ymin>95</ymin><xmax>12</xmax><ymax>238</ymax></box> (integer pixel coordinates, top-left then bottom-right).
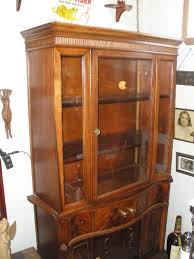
<box><xmin>62</xmin><ymin>94</ymin><xmax>150</xmax><ymax>107</ymax></box>
<box><xmin>63</xmin><ymin>130</ymin><xmax>143</xmax><ymax>164</ymax></box>
<box><xmin>64</xmin><ymin>181</ymin><xmax>84</xmax><ymax>203</ymax></box>
<box><xmin>99</xmin><ymin>94</ymin><xmax>150</xmax><ymax>104</ymax></box>
<box><xmin>98</xmin><ymin>164</ymin><xmax>144</xmax><ymax>195</ymax></box>
<box><xmin>104</xmin><ymin>2</ymin><xmax>133</xmax><ymax>22</ymax></box>
<box><xmin>64</xmin><ymin>163</ymin><xmax>144</xmax><ymax>200</ymax></box>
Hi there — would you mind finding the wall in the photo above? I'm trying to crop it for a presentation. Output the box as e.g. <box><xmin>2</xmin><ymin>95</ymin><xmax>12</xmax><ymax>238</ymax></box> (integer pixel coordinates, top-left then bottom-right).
<box><xmin>140</xmin><ymin>0</ymin><xmax>183</xmax><ymax>38</ymax></box>
<box><xmin>166</xmin><ymin>43</ymin><xmax>194</xmax><ymax>241</ymax></box>
<box><xmin>0</xmin><ymin>0</ymin><xmax>187</xmax><ymax>254</ymax></box>
<box><xmin>0</xmin><ymin>0</ymin><xmax>51</xmax><ymax>253</ymax></box>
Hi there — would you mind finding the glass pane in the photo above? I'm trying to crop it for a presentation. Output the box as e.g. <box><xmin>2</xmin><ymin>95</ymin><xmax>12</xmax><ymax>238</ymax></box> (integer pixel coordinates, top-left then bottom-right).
<box><xmin>97</xmin><ymin>57</ymin><xmax>152</xmax><ymax>196</ymax></box>
<box><xmin>155</xmin><ymin>61</ymin><xmax>173</xmax><ymax>173</ymax></box>
<box><xmin>62</xmin><ymin>56</ymin><xmax>85</xmax><ymax>204</ymax></box>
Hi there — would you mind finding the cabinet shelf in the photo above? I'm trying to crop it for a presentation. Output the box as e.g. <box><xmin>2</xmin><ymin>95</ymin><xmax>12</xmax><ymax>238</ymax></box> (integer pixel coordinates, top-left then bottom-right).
<box><xmin>98</xmin><ymin>164</ymin><xmax>144</xmax><ymax>195</ymax></box>
<box><xmin>62</xmin><ymin>94</ymin><xmax>150</xmax><ymax>107</ymax></box>
<box><xmin>64</xmin><ymin>164</ymin><xmax>143</xmax><ymax>200</ymax></box>
<box><xmin>99</xmin><ymin>94</ymin><xmax>150</xmax><ymax>104</ymax></box>
<box><xmin>63</xmin><ymin>130</ymin><xmax>143</xmax><ymax>164</ymax></box>
<box><xmin>65</xmin><ymin>181</ymin><xmax>83</xmax><ymax>203</ymax></box>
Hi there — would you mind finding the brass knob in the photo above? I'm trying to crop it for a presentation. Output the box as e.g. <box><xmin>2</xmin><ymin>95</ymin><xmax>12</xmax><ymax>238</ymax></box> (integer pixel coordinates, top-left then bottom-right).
<box><xmin>60</xmin><ymin>244</ymin><xmax>67</xmax><ymax>253</ymax></box>
<box><xmin>119</xmin><ymin>209</ymin><xmax>128</xmax><ymax>218</ymax></box>
<box><xmin>126</xmin><ymin>208</ymin><xmax>136</xmax><ymax>214</ymax></box>
<box><xmin>93</xmin><ymin>128</ymin><xmax>101</xmax><ymax>136</ymax></box>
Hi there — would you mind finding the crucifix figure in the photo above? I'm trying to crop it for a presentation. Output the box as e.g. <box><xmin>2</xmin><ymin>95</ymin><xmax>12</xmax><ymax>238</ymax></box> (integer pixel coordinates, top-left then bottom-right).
<box><xmin>0</xmin><ymin>89</ymin><xmax>12</xmax><ymax>139</ymax></box>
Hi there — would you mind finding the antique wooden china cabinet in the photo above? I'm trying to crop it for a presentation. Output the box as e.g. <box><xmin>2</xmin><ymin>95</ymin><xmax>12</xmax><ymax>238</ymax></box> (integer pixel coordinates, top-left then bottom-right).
<box><xmin>21</xmin><ymin>23</ymin><xmax>181</xmax><ymax>259</ymax></box>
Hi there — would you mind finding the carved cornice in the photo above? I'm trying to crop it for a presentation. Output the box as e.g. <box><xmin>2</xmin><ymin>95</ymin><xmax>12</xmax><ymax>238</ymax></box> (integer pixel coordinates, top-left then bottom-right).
<box><xmin>25</xmin><ymin>36</ymin><xmax>178</xmax><ymax>55</ymax></box>
<box><xmin>22</xmin><ymin>22</ymin><xmax>181</xmax><ymax>55</ymax></box>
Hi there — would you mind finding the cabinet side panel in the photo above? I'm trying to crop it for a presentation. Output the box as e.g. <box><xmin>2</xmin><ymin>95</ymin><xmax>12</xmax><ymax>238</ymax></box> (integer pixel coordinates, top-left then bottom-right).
<box><xmin>28</xmin><ymin>48</ymin><xmax>61</xmax><ymax>211</ymax></box>
<box><xmin>36</xmin><ymin>207</ymin><xmax>58</xmax><ymax>259</ymax></box>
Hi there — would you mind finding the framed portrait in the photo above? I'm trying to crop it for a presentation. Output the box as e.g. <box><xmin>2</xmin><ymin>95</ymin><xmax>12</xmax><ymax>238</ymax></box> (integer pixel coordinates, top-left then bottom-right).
<box><xmin>176</xmin><ymin>152</ymin><xmax>194</xmax><ymax>177</ymax></box>
<box><xmin>174</xmin><ymin>108</ymin><xmax>194</xmax><ymax>143</ymax></box>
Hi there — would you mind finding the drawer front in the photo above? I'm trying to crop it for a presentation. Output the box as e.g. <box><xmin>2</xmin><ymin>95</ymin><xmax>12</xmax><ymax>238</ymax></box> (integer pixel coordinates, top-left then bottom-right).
<box><xmin>71</xmin><ymin>212</ymin><xmax>92</xmax><ymax>238</ymax></box>
<box><xmin>95</xmin><ymin>192</ymin><xmax>147</xmax><ymax>231</ymax></box>
<box><xmin>148</xmin><ymin>183</ymin><xmax>170</xmax><ymax>207</ymax></box>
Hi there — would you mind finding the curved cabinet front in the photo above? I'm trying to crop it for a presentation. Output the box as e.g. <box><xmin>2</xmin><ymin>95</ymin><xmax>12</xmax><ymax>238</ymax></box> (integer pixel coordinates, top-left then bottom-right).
<box><xmin>58</xmin><ymin>204</ymin><xmax>167</xmax><ymax>259</ymax></box>
<box><xmin>22</xmin><ymin>22</ymin><xmax>179</xmax><ymax>259</ymax></box>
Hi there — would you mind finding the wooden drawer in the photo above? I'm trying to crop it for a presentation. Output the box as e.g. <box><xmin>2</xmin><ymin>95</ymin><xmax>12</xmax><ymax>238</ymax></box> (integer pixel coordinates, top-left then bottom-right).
<box><xmin>148</xmin><ymin>183</ymin><xmax>170</xmax><ymax>207</ymax></box>
<box><xmin>71</xmin><ymin>212</ymin><xmax>92</xmax><ymax>238</ymax></box>
<box><xmin>95</xmin><ymin>192</ymin><xmax>147</xmax><ymax>231</ymax></box>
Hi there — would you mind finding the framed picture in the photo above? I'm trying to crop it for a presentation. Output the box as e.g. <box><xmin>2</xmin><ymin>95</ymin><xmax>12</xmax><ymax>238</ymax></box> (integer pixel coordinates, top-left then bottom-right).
<box><xmin>174</xmin><ymin>108</ymin><xmax>194</xmax><ymax>143</ymax></box>
<box><xmin>176</xmin><ymin>152</ymin><xmax>194</xmax><ymax>177</ymax></box>
<box><xmin>176</xmin><ymin>71</ymin><xmax>194</xmax><ymax>86</ymax></box>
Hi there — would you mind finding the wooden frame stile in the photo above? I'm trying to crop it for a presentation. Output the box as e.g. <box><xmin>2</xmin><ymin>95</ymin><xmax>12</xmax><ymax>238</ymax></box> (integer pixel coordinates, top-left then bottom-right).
<box><xmin>151</xmin><ymin>56</ymin><xmax>160</xmax><ymax>180</ymax></box>
<box><xmin>57</xmin><ymin>47</ymin><xmax>92</xmax><ymax>212</ymax></box>
<box><xmin>161</xmin><ymin>56</ymin><xmax>176</xmax><ymax>176</ymax></box>
<box><xmin>182</xmin><ymin>0</ymin><xmax>194</xmax><ymax>44</ymax></box>
<box><xmin>91</xmin><ymin>49</ymin><xmax>99</xmax><ymax>202</ymax></box>
<box><xmin>151</xmin><ymin>55</ymin><xmax>177</xmax><ymax>181</ymax></box>
<box><xmin>54</xmin><ymin>48</ymin><xmax>64</xmax><ymax>211</ymax></box>
<box><xmin>158</xmin><ymin>204</ymin><xmax>168</xmax><ymax>251</ymax></box>
<box><xmin>82</xmin><ymin>48</ymin><xmax>92</xmax><ymax>205</ymax></box>
<box><xmin>146</xmin><ymin>55</ymin><xmax>156</xmax><ymax>183</ymax></box>
<box><xmin>167</xmin><ymin>57</ymin><xmax>177</xmax><ymax>171</ymax></box>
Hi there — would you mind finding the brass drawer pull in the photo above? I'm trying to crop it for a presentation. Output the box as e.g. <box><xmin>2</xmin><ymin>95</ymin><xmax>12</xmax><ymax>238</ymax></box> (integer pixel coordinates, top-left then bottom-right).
<box><xmin>93</xmin><ymin>128</ymin><xmax>101</xmax><ymax>136</ymax></box>
<box><xmin>119</xmin><ymin>209</ymin><xmax>128</xmax><ymax>218</ymax></box>
<box><xmin>60</xmin><ymin>244</ymin><xmax>67</xmax><ymax>253</ymax></box>
<box><xmin>126</xmin><ymin>208</ymin><xmax>136</xmax><ymax>214</ymax></box>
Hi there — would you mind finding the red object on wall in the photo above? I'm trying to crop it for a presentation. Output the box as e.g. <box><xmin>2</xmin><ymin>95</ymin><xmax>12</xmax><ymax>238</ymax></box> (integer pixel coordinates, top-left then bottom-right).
<box><xmin>0</xmin><ymin>160</ymin><xmax>7</xmax><ymax>219</ymax></box>
<box><xmin>75</xmin><ymin>0</ymin><xmax>91</xmax><ymax>4</ymax></box>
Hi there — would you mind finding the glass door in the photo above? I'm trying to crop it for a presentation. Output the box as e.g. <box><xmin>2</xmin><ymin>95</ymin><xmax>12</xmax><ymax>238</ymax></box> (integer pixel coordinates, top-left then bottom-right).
<box><xmin>59</xmin><ymin>48</ymin><xmax>91</xmax><ymax>207</ymax></box>
<box><xmin>92</xmin><ymin>50</ymin><xmax>154</xmax><ymax>198</ymax></box>
<box><xmin>154</xmin><ymin>58</ymin><xmax>176</xmax><ymax>175</ymax></box>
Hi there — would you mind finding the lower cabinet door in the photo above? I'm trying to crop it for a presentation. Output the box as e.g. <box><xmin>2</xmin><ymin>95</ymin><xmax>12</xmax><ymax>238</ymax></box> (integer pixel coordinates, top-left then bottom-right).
<box><xmin>70</xmin><ymin>221</ymin><xmax>141</xmax><ymax>259</ymax></box>
<box><xmin>71</xmin><ymin>241</ymin><xmax>91</xmax><ymax>259</ymax></box>
<box><xmin>140</xmin><ymin>207</ymin><xmax>163</xmax><ymax>258</ymax></box>
<box><xmin>93</xmin><ymin>223</ymin><xmax>141</xmax><ymax>259</ymax></box>
<box><xmin>69</xmin><ymin>206</ymin><xmax>165</xmax><ymax>259</ymax></box>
